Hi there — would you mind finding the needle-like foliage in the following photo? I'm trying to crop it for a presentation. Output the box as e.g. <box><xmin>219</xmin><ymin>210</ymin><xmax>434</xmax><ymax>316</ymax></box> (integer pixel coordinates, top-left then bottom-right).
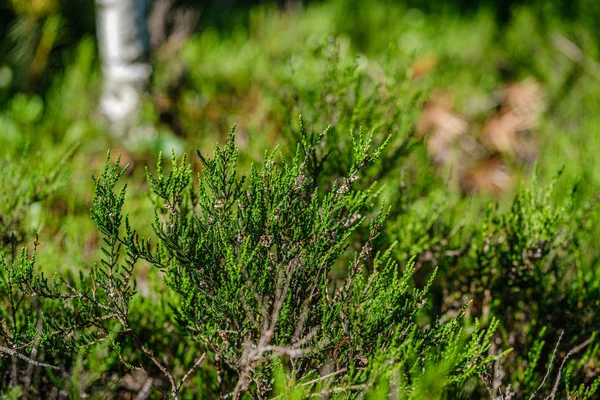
<box><xmin>3</xmin><ymin>127</ymin><xmax>500</xmax><ymax>399</ymax></box>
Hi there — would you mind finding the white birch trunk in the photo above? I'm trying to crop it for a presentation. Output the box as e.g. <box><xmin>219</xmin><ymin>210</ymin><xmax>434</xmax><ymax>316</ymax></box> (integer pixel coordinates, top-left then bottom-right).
<box><xmin>96</xmin><ymin>0</ymin><xmax>151</xmax><ymax>133</ymax></box>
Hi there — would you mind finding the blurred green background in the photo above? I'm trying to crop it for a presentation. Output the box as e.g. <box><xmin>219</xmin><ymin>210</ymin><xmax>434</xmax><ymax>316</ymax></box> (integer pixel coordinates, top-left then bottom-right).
<box><xmin>2</xmin><ymin>0</ymin><xmax>600</xmax><ymax>183</ymax></box>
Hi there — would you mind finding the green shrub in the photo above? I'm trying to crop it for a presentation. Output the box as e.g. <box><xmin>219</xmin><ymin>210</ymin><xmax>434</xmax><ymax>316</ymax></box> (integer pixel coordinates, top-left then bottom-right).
<box><xmin>2</xmin><ymin>1</ymin><xmax>600</xmax><ymax>398</ymax></box>
<box><xmin>1</xmin><ymin>129</ymin><xmax>502</xmax><ymax>398</ymax></box>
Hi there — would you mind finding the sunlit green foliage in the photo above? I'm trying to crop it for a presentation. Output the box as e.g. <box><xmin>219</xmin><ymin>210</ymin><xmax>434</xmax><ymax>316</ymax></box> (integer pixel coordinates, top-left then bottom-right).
<box><xmin>1</xmin><ymin>0</ymin><xmax>600</xmax><ymax>398</ymax></box>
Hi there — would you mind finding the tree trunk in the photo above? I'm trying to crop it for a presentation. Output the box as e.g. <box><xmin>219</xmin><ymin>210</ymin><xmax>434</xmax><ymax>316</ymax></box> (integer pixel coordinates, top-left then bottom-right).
<box><xmin>96</xmin><ymin>0</ymin><xmax>151</xmax><ymax>134</ymax></box>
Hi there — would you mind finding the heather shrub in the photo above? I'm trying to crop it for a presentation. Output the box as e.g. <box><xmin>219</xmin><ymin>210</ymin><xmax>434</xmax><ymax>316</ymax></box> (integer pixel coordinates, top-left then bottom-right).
<box><xmin>386</xmin><ymin>171</ymin><xmax>600</xmax><ymax>398</ymax></box>
<box><xmin>2</xmin><ymin>1</ymin><xmax>600</xmax><ymax>398</ymax></box>
<box><xmin>2</xmin><ymin>129</ymin><xmax>500</xmax><ymax>398</ymax></box>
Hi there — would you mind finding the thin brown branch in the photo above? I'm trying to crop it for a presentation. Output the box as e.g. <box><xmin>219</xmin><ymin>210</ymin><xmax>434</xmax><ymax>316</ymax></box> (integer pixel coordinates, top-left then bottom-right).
<box><xmin>176</xmin><ymin>352</ymin><xmax>207</xmax><ymax>392</ymax></box>
<box><xmin>545</xmin><ymin>334</ymin><xmax>595</xmax><ymax>400</ymax></box>
<box><xmin>0</xmin><ymin>345</ymin><xmax>59</xmax><ymax>370</ymax></box>
<box><xmin>529</xmin><ymin>330</ymin><xmax>564</xmax><ymax>400</ymax></box>
<box><xmin>135</xmin><ymin>378</ymin><xmax>154</xmax><ymax>400</ymax></box>
<box><xmin>300</xmin><ymin>367</ymin><xmax>348</xmax><ymax>387</ymax></box>
<box><xmin>128</xmin><ymin>332</ymin><xmax>178</xmax><ymax>399</ymax></box>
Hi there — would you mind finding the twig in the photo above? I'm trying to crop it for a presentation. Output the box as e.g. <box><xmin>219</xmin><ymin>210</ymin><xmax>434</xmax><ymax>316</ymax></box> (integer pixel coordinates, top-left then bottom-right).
<box><xmin>23</xmin><ymin>314</ymin><xmax>43</xmax><ymax>399</ymax></box>
<box><xmin>176</xmin><ymin>352</ymin><xmax>207</xmax><ymax>392</ymax></box>
<box><xmin>127</xmin><ymin>332</ymin><xmax>179</xmax><ymax>399</ymax></box>
<box><xmin>545</xmin><ymin>335</ymin><xmax>595</xmax><ymax>400</ymax></box>
<box><xmin>529</xmin><ymin>330</ymin><xmax>563</xmax><ymax>400</ymax></box>
<box><xmin>0</xmin><ymin>345</ymin><xmax>59</xmax><ymax>370</ymax></box>
<box><xmin>300</xmin><ymin>367</ymin><xmax>348</xmax><ymax>387</ymax></box>
<box><xmin>309</xmin><ymin>383</ymin><xmax>368</xmax><ymax>397</ymax></box>
<box><xmin>135</xmin><ymin>378</ymin><xmax>154</xmax><ymax>400</ymax></box>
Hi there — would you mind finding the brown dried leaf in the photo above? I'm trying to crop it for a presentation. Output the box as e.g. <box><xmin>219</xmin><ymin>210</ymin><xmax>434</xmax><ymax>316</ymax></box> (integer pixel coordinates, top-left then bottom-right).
<box><xmin>417</xmin><ymin>94</ymin><xmax>468</xmax><ymax>164</ymax></box>
<box><xmin>482</xmin><ymin>80</ymin><xmax>542</xmax><ymax>159</ymax></box>
<box><xmin>500</xmin><ymin>80</ymin><xmax>544</xmax><ymax>114</ymax></box>
<box><xmin>460</xmin><ymin>155</ymin><xmax>513</xmax><ymax>196</ymax></box>
<box><xmin>411</xmin><ymin>53</ymin><xmax>438</xmax><ymax>79</ymax></box>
